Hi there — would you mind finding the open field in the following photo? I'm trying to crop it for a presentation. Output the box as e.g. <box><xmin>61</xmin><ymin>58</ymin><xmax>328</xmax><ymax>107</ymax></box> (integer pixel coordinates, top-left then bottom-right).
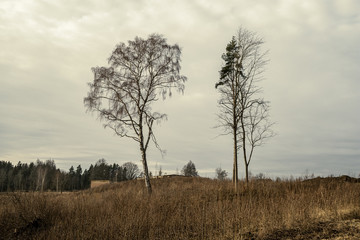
<box><xmin>1</xmin><ymin>176</ymin><xmax>360</xmax><ymax>239</ymax></box>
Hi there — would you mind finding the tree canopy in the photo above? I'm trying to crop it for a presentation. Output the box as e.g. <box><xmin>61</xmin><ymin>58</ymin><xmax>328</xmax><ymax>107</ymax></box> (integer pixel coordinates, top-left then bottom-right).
<box><xmin>215</xmin><ymin>27</ymin><xmax>274</xmax><ymax>187</ymax></box>
<box><xmin>181</xmin><ymin>161</ymin><xmax>198</xmax><ymax>177</ymax></box>
<box><xmin>84</xmin><ymin>34</ymin><xmax>187</xmax><ymax>194</ymax></box>
<box><xmin>0</xmin><ymin>159</ymin><xmax>139</xmax><ymax>192</ymax></box>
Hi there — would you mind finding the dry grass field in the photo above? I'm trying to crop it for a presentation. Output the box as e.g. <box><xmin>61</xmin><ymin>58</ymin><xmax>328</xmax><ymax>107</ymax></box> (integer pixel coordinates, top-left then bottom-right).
<box><xmin>1</xmin><ymin>176</ymin><xmax>360</xmax><ymax>239</ymax></box>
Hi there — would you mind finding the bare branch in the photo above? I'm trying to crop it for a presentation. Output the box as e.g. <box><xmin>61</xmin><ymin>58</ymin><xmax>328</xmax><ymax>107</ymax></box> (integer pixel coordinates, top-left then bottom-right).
<box><xmin>84</xmin><ymin>34</ymin><xmax>187</xmax><ymax>194</ymax></box>
<box><xmin>215</xmin><ymin>27</ymin><xmax>274</xmax><ymax>185</ymax></box>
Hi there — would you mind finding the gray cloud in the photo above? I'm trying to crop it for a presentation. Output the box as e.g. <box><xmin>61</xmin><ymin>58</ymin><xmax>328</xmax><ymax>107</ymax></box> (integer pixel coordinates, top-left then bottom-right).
<box><xmin>1</xmin><ymin>0</ymin><xmax>359</xmax><ymax>177</ymax></box>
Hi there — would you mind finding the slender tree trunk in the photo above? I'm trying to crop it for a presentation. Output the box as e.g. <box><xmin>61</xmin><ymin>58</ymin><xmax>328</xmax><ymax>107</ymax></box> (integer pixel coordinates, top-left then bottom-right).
<box><xmin>233</xmin><ymin>159</ymin><xmax>236</xmax><ymax>185</ymax></box>
<box><xmin>231</xmin><ymin>76</ymin><xmax>239</xmax><ymax>192</ymax></box>
<box><xmin>41</xmin><ymin>173</ymin><xmax>45</xmax><ymax>192</ymax></box>
<box><xmin>233</xmin><ymin>127</ymin><xmax>238</xmax><ymax>192</ymax></box>
<box><xmin>140</xmin><ymin>145</ymin><xmax>152</xmax><ymax>194</ymax></box>
<box><xmin>233</xmin><ymin>95</ymin><xmax>239</xmax><ymax>191</ymax></box>
<box><xmin>138</xmin><ymin>116</ymin><xmax>152</xmax><ymax>195</ymax></box>
<box><xmin>240</xmin><ymin>116</ymin><xmax>248</xmax><ymax>184</ymax></box>
<box><xmin>56</xmin><ymin>173</ymin><xmax>59</xmax><ymax>192</ymax></box>
<box><xmin>245</xmin><ymin>163</ymin><xmax>249</xmax><ymax>184</ymax></box>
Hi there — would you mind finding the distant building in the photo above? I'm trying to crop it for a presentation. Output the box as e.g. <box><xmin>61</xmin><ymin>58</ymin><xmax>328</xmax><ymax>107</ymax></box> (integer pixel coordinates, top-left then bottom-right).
<box><xmin>162</xmin><ymin>174</ymin><xmax>187</xmax><ymax>178</ymax></box>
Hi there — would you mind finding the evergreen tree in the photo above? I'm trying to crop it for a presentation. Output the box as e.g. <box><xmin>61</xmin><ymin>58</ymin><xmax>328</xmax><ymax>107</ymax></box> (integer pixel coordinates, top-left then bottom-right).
<box><xmin>181</xmin><ymin>161</ymin><xmax>198</xmax><ymax>177</ymax></box>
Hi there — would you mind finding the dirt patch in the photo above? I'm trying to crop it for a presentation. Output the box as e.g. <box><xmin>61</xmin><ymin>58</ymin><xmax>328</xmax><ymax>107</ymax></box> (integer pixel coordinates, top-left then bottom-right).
<box><xmin>261</xmin><ymin>219</ymin><xmax>360</xmax><ymax>240</ymax></box>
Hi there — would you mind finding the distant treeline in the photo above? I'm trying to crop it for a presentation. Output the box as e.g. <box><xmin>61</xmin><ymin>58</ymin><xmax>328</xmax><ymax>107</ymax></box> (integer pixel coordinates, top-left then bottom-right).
<box><xmin>0</xmin><ymin>159</ymin><xmax>140</xmax><ymax>192</ymax></box>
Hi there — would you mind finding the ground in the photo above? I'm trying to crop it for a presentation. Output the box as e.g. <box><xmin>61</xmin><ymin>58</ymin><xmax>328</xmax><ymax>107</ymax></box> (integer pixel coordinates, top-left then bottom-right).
<box><xmin>261</xmin><ymin>219</ymin><xmax>360</xmax><ymax>240</ymax></box>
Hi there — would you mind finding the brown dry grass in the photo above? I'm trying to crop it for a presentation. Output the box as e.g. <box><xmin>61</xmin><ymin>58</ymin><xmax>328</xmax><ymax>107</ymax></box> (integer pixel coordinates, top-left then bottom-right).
<box><xmin>0</xmin><ymin>177</ymin><xmax>360</xmax><ymax>239</ymax></box>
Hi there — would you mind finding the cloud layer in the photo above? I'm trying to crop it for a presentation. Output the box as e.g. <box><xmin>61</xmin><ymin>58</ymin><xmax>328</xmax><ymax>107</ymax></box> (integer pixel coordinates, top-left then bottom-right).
<box><xmin>1</xmin><ymin>0</ymin><xmax>359</xmax><ymax>177</ymax></box>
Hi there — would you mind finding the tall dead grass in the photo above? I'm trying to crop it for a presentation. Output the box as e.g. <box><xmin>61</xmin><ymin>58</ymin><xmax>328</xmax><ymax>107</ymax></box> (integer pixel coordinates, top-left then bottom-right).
<box><xmin>0</xmin><ymin>177</ymin><xmax>359</xmax><ymax>239</ymax></box>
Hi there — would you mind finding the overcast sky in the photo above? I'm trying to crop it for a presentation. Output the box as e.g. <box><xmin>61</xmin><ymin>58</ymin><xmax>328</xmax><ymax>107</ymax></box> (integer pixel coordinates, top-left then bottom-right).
<box><xmin>1</xmin><ymin>0</ymin><xmax>359</xmax><ymax>178</ymax></box>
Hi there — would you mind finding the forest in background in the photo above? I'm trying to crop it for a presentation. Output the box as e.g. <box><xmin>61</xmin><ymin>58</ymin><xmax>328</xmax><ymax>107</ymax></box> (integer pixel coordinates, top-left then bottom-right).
<box><xmin>0</xmin><ymin>159</ymin><xmax>141</xmax><ymax>192</ymax></box>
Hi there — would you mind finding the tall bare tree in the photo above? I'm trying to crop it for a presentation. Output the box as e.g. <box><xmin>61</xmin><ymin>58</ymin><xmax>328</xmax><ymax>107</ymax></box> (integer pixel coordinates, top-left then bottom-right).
<box><xmin>84</xmin><ymin>34</ymin><xmax>187</xmax><ymax>194</ymax></box>
<box><xmin>215</xmin><ymin>28</ymin><xmax>274</xmax><ymax>188</ymax></box>
<box><xmin>36</xmin><ymin>161</ymin><xmax>47</xmax><ymax>192</ymax></box>
<box><xmin>244</xmin><ymin>101</ymin><xmax>274</xmax><ymax>183</ymax></box>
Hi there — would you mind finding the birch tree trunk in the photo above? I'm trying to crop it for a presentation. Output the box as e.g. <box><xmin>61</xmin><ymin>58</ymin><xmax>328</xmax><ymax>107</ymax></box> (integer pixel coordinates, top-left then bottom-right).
<box><xmin>140</xmin><ymin>144</ymin><xmax>152</xmax><ymax>194</ymax></box>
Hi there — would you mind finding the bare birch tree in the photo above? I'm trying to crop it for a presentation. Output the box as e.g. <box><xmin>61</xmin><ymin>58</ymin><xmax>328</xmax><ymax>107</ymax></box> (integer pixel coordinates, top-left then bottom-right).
<box><xmin>84</xmin><ymin>34</ymin><xmax>187</xmax><ymax>194</ymax></box>
<box><xmin>36</xmin><ymin>161</ymin><xmax>47</xmax><ymax>192</ymax></box>
<box><xmin>244</xmin><ymin>102</ymin><xmax>274</xmax><ymax>183</ymax></box>
<box><xmin>215</xmin><ymin>28</ymin><xmax>274</xmax><ymax>188</ymax></box>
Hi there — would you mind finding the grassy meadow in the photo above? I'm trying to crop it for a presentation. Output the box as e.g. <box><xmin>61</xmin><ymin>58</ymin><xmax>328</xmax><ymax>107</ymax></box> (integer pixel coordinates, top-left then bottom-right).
<box><xmin>1</xmin><ymin>176</ymin><xmax>360</xmax><ymax>239</ymax></box>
